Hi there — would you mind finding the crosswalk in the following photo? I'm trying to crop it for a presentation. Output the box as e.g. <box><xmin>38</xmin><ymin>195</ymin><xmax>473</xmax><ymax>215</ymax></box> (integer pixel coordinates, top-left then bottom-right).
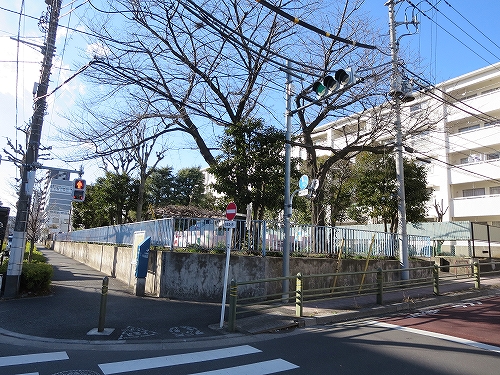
<box><xmin>0</xmin><ymin>345</ymin><xmax>299</xmax><ymax>375</ymax></box>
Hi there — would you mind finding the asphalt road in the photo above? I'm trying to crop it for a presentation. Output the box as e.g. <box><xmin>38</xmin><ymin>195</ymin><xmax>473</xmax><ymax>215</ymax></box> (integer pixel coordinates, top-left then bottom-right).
<box><xmin>3</xmin><ymin>300</ymin><xmax>500</xmax><ymax>375</ymax></box>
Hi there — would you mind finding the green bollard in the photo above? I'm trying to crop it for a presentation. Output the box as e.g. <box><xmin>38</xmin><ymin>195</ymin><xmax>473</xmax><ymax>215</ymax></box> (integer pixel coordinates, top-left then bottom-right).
<box><xmin>433</xmin><ymin>263</ymin><xmax>440</xmax><ymax>295</ymax></box>
<box><xmin>376</xmin><ymin>268</ymin><xmax>383</xmax><ymax>305</ymax></box>
<box><xmin>474</xmin><ymin>262</ymin><xmax>480</xmax><ymax>289</ymax></box>
<box><xmin>295</xmin><ymin>273</ymin><xmax>303</xmax><ymax>318</ymax></box>
<box><xmin>228</xmin><ymin>280</ymin><xmax>238</xmax><ymax>333</ymax></box>
<box><xmin>98</xmin><ymin>276</ymin><xmax>109</xmax><ymax>333</ymax></box>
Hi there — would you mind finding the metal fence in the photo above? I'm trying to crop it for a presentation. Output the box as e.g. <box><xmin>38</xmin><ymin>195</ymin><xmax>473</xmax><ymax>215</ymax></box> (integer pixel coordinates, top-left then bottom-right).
<box><xmin>55</xmin><ymin>217</ymin><xmax>431</xmax><ymax>258</ymax></box>
<box><xmin>226</xmin><ymin>260</ymin><xmax>500</xmax><ymax>332</ymax></box>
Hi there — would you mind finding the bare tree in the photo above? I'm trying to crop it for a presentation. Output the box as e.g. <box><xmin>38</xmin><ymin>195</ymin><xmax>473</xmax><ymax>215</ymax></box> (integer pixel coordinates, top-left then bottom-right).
<box><xmin>26</xmin><ymin>184</ymin><xmax>45</xmax><ymax>262</ymax></box>
<box><xmin>59</xmin><ymin>0</ymin><xmax>436</xmax><ymax>225</ymax></box>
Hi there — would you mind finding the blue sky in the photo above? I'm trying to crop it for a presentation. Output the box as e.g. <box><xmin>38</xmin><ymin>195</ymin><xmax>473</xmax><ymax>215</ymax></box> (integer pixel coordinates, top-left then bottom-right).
<box><xmin>1</xmin><ymin>0</ymin><xmax>499</xmax><ymax>213</ymax></box>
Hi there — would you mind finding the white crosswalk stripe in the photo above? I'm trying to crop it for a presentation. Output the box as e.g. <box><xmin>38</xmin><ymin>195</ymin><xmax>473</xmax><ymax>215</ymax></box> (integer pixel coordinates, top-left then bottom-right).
<box><xmin>0</xmin><ymin>351</ymin><xmax>68</xmax><ymax>367</ymax></box>
<box><xmin>99</xmin><ymin>345</ymin><xmax>261</xmax><ymax>374</ymax></box>
<box><xmin>98</xmin><ymin>345</ymin><xmax>299</xmax><ymax>375</ymax></box>
<box><xmin>187</xmin><ymin>359</ymin><xmax>299</xmax><ymax>375</ymax></box>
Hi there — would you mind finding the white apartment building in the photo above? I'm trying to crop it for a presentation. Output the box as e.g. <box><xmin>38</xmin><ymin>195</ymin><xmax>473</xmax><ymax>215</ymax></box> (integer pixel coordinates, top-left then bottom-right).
<box><xmin>40</xmin><ymin>169</ymin><xmax>74</xmax><ymax>237</ymax></box>
<box><xmin>305</xmin><ymin>62</ymin><xmax>500</xmax><ymax>226</ymax></box>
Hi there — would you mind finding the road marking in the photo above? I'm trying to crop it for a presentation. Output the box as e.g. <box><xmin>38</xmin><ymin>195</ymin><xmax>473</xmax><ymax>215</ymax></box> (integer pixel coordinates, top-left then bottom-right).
<box><xmin>187</xmin><ymin>359</ymin><xmax>299</xmax><ymax>375</ymax></box>
<box><xmin>368</xmin><ymin>321</ymin><xmax>500</xmax><ymax>353</ymax></box>
<box><xmin>452</xmin><ymin>301</ymin><xmax>482</xmax><ymax>308</ymax></box>
<box><xmin>407</xmin><ymin>309</ymin><xmax>440</xmax><ymax>318</ymax></box>
<box><xmin>14</xmin><ymin>373</ymin><xmax>38</xmax><ymax>375</ymax></box>
<box><xmin>98</xmin><ymin>345</ymin><xmax>262</xmax><ymax>374</ymax></box>
<box><xmin>169</xmin><ymin>325</ymin><xmax>204</xmax><ymax>337</ymax></box>
<box><xmin>118</xmin><ymin>326</ymin><xmax>158</xmax><ymax>340</ymax></box>
<box><xmin>0</xmin><ymin>351</ymin><xmax>68</xmax><ymax>367</ymax></box>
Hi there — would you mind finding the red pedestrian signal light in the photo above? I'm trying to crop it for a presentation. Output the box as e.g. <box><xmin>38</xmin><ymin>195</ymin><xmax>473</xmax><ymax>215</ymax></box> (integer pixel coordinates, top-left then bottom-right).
<box><xmin>73</xmin><ymin>178</ymin><xmax>86</xmax><ymax>202</ymax></box>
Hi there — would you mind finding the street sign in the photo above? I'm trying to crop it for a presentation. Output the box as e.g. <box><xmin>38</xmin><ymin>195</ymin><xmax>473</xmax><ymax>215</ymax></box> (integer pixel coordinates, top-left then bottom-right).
<box><xmin>224</xmin><ymin>220</ymin><xmax>237</xmax><ymax>229</ymax></box>
<box><xmin>299</xmin><ymin>175</ymin><xmax>309</xmax><ymax>190</ymax></box>
<box><xmin>298</xmin><ymin>189</ymin><xmax>309</xmax><ymax>197</ymax></box>
<box><xmin>226</xmin><ymin>202</ymin><xmax>237</xmax><ymax>220</ymax></box>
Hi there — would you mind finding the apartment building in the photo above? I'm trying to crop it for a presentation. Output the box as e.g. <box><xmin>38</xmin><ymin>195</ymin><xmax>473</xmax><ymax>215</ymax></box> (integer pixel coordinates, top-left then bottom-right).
<box><xmin>40</xmin><ymin>169</ymin><xmax>74</xmax><ymax>237</ymax></box>
<box><xmin>306</xmin><ymin>62</ymin><xmax>500</xmax><ymax>226</ymax></box>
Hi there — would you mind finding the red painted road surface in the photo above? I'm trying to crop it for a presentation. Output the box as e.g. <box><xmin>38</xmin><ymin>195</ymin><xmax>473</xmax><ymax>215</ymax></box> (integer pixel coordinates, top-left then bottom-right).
<box><xmin>379</xmin><ymin>296</ymin><xmax>500</xmax><ymax>347</ymax></box>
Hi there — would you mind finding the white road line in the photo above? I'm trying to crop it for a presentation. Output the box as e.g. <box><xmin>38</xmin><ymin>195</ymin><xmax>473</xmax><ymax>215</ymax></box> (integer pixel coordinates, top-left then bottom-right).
<box><xmin>99</xmin><ymin>345</ymin><xmax>262</xmax><ymax>374</ymax></box>
<box><xmin>0</xmin><ymin>351</ymin><xmax>68</xmax><ymax>367</ymax></box>
<box><xmin>15</xmin><ymin>373</ymin><xmax>38</xmax><ymax>375</ymax></box>
<box><xmin>368</xmin><ymin>320</ymin><xmax>500</xmax><ymax>354</ymax></box>
<box><xmin>187</xmin><ymin>359</ymin><xmax>299</xmax><ymax>375</ymax></box>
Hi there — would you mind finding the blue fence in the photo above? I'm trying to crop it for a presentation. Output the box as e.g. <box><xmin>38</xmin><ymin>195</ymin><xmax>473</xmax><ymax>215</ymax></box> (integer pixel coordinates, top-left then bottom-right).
<box><xmin>55</xmin><ymin>218</ymin><xmax>432</xmax><ymax>258</ymax></box>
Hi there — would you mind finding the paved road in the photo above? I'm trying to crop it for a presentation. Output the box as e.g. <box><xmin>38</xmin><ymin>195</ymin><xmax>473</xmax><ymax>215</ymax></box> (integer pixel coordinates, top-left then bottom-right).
<box><xmin>2</xmin><ymin>319</ymin><xmax>500</xmax><ymax>375</ymax></box>
<box><xmin>378</xmin><ymin>295</ymin><xmax>500</xmax><ymax>348</ymax></box>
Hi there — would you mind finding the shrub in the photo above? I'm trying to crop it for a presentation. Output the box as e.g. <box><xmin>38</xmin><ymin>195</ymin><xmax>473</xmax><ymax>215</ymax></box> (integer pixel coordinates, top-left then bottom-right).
<box><xmin>0</xmin><ymin>246</ymin><xmax>53</xmax><ymax>295</ymax></box>
<box><xmin>24</xmin><ymin>248</ymin><xmax>47</xmax><ymax>263</ymax></box>
<box><xmin>20</xmin><ymin>263</ymin><xmax>53</xmax><ymax>294</ymax></box>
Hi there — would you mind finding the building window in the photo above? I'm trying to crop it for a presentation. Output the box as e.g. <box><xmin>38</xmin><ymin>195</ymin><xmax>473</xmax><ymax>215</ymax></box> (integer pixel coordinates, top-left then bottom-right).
<box><xmin>462</xmin><ymin>188</ymin><xmax>485</xmax><ymax>197</ymax></box>
<box><xmin>462</xmin><ymin>93</ymin><xmax>477</xmax><ymax>100</ymax></box>
<box><xmin>490</xmin><ymin>186</ymin><xmax>500</xmax><ymax>195</ymax></box>
<box><xmin>485</xmin><ymin>120</ymin><xmax>500</xmax><ymax>127</ymax></box>
<box><xmin>458</xmin><ymin>124</ymin><xmax>480</xmax><ymax>133</ymax></box>
<box><xmin>487</xmin><ymin>152</ymin><xmax>500</xmax><ymax>160</ymax></box>
<box><xmin>482</xmin><ymin>87</ymin><xmax>500</xmax><ymax>95</ymax></box>
<box><xmin>409</xmin><ymin>103</ymin><xmax>421</xmax><ymax>112</ymax></box>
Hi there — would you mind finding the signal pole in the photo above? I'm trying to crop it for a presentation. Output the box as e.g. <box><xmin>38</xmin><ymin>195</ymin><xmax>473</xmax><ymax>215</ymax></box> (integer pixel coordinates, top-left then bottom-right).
<box><xmin>4</xmin><ymin>0</ymin><xmax>63</xmax><ymax>297</ymax></box>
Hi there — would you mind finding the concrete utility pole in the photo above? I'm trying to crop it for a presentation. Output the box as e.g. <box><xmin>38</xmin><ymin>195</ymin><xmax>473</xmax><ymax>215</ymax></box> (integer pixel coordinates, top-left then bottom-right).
<box><xmin>283</xmin><ymin>60</ymin><xmax>293</xmax><ymax>300</ymax></box>
<box><xmin>4</xmin><ymin>0</ymin><xmax>63</xmax><ymax>297</ymax></box>
<box><xmin>386</xmin><ymin>0</ymin><xmax>418</xmax><ymax>280</ymax></box>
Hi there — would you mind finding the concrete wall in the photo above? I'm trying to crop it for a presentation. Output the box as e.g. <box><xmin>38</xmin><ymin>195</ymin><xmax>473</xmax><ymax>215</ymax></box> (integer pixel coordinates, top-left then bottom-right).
<box><xmin>54</xmin><ymin>241</ymin><xmax>135</xmax><ymax>285</ymax></box>
<box><xmin>54</xmin><ymin>241</ymin><xmax>433</xmax><ymax>302</ymax></box>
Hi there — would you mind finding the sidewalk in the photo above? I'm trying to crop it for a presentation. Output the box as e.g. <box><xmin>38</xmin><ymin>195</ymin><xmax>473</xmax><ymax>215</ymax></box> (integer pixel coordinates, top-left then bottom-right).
<box><xmin>0</xmin><ymin>246</ymin><xmax>499</xmax><ymax>344</ymax></box>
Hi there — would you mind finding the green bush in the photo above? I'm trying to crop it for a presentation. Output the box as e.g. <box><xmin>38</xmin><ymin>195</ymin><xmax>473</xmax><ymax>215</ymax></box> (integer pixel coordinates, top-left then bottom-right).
<box><xmin>1</xmin><ymin>246</ymin><xmax>53</xmax><ymax>295</ymax></box>
<box><xmin>20</xmin><ymin>262</ymin><xmax>53</xmax><ymax>294</ymax></box>
<box><xmin>24</xmin><ymin>248</ymin><xmax>47</xmax><ymax>263</ymax></box>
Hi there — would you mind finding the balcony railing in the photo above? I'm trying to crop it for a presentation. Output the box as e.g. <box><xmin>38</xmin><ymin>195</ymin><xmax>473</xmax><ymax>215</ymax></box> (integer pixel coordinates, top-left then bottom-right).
<box><xmin>453</xmin><ymin>194</ymin><xmax>500</xmax><ymax>218</ymax></box>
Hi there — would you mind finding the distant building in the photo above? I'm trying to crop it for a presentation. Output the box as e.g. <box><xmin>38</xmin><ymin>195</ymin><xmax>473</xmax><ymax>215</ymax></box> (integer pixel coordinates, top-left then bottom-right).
<box><xmin>40</xmin><ymin>169</ymin><xmax>74</xmax><ymax>237</ymax></box>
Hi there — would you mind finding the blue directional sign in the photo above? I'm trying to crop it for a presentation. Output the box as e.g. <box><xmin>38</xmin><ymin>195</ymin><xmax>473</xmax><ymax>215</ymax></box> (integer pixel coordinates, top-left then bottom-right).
<box><xmin>299</xmin><ymin>175</ymin><xmax>309</xmax><ymax>190</ymax></box>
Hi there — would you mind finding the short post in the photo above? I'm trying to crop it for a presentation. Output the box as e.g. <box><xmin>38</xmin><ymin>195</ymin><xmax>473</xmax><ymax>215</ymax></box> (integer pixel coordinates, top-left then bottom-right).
<box><xmin>376</xmin><ymin>268</ymin><xmax>383</xmax><ymax>305</ymax></box>
<box><xmin>295</xmin><ymin>273</ymin><xmax>303</xmax><ymax>318</ymax></box>
<box><xmin>474</xmin><ymin>262</ymin><xmax>480</xmax><ymax>289</ymax></box>
<box><xmin>98</xmin><ymin>276</ymin><xmax>109</xmax><ymax>333</ymax></box>
<box><xmin>433</xmin><ymin>263</ymin><xmax>440</xmax><ymax>295</ymax></box>
<box><xmin>228</xmin><ymin>279</ymin><xmax>237</xmax><ymax>333</ymax></box>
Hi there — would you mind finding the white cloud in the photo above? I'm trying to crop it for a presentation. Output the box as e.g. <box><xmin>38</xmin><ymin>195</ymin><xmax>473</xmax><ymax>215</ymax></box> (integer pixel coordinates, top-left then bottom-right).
<box><xmin>86</xmin><ymin>42</ymin><xmax>110</xmax><ymax>59</ymax></box>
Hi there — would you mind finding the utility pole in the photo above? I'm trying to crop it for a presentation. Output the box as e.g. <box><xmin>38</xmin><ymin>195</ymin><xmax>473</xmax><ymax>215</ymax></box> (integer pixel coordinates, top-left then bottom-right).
<box><xmin>283</xmin><ymin>60</ymin><xmax>293</xmax><ymax>300</ymax></box>
<box><xmin>386</xmin><ymin>0</ymin><xmax>418</xmax><ymax>280</ymax></box>
<box><xmin>4</xmin><ymin>0</ymin><xmax>63</xmax><ymax>297</ymax></box>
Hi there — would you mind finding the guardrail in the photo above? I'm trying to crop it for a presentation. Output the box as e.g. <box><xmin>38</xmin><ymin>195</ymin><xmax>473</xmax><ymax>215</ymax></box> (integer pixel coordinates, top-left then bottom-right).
<box><xmin>227</xmin><ymin>260</ymin><xmax>500</xmax><ymax>332</ymax></box>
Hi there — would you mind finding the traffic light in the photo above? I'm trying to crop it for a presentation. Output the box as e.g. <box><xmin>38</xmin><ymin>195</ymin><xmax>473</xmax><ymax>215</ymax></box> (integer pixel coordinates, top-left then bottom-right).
<box><xmin>313</xmin><ymin>68</ymin><xmax>357</xmax><ymax>98</ymax></box>
<box><xmin>72</xmin><ymin>178</ymin><xmax>86</xmax><ymax>202</ymax></box>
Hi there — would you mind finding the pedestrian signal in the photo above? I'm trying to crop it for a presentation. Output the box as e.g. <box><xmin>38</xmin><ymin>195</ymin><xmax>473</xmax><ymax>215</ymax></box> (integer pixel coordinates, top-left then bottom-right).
<box><xmin>73</xmin><ymin>178</ymin><xmax>86</xmax><ymax>202</ymax></box>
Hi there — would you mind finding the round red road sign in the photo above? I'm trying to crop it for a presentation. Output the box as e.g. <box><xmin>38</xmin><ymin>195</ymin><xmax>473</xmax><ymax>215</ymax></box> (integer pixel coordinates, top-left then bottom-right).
<box><xmin>226</xmin><ymin>202</ymin><xmax>237</xmax><ymax>220</ymax></box>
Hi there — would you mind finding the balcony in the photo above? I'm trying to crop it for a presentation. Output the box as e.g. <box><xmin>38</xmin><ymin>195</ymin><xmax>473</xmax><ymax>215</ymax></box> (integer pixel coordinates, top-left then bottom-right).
<box><xmin>448</xmin><ymin>126</ymin><xmax>500</xmax><ymax>153</ymax></box>
<box><xmin>447</xmin><ymin>89</ymin><xmax>500</xmax><ymax>122</ymax></box>
<box><xmin>453</xmin><ymin>194</ymin><xmax>500</xmax><ymax>218</ymax></box>
<box><xmin>450</xmin><ymin>159</ymin><xmax>500</xmax><ymax>184</ymax></box>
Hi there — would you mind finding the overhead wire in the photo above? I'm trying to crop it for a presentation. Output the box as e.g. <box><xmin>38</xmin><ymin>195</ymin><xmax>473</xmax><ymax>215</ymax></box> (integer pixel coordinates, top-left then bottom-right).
<box><xmin>406</xmin><ymin>0</ymin><xmax>500</xmax><ymax>73</ymax></box>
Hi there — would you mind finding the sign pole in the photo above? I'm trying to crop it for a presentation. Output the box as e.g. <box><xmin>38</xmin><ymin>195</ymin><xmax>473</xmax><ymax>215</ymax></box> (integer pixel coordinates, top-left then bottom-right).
<box><xmin>219</xmin><ymin>224</ymin><xmax>233</xmax><ymax>328</ymax></box>
<box><xmin>220</xmin><ymin>202</ymin><xmax>237</xmax><ymax>328</ymax></box>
